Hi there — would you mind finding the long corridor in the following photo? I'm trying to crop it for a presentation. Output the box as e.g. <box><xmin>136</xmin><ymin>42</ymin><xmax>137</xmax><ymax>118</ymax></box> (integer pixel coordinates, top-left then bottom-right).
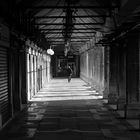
<box><xmin>1</xmin><ymin>79</ymin><xmax>140</xmax><ymax>140</ymax></box>
<box><xmin>31</xmin><ymin>78</ymin><xmax>102</xmax><ymax>101</ymax></box>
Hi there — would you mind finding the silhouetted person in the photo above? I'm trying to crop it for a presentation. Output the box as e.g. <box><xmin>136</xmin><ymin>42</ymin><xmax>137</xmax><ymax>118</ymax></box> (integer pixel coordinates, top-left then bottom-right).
<box><xmin>67</xmin><ymin>66</ymin><xmax>73</xmax><ymax>82</ymax></box>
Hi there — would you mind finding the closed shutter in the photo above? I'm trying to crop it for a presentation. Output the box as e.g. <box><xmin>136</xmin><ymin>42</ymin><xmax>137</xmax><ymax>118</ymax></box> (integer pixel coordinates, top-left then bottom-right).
<box><xmin>0</xmin><ymin>46</ymin><xmax>10</xmax><ymax>125</ymax></box>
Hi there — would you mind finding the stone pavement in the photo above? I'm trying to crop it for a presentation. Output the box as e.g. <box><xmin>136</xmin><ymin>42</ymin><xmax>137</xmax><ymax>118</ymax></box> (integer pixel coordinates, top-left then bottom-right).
<box><xmin>0</xmin><ymin>78</ymin><xmax>140</xmax><ymax>140</ymax></box>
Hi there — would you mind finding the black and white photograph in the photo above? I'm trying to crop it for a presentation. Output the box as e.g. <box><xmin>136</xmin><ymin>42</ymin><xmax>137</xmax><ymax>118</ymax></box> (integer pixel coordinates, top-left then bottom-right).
<box><xmin>0</xmin><ymin>0</ymin><xmax>140</xmax><ymax>139</ymax></box>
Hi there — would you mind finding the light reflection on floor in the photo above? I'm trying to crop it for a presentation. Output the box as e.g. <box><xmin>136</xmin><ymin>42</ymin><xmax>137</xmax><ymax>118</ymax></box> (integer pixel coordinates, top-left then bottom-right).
<box><xmin>30</xmin><ymin>78</ymin><xmax>103</xmax><ymax>101</ymax></box>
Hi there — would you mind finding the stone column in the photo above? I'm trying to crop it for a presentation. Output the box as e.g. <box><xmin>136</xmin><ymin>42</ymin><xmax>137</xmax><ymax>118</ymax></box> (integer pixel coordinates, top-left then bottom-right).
<box><xmin>139</xmin><ymin>33</ymin><xmax>140</xmax><ymax>101</ymax></box>
<box><xmin>0</xmin><ymin>114</ymin><xmax>2</xmax><ymax>129</ymax></box>
<box><xmin>103</xmin><ymin>46</ymin><xmax>110</xmax><ymax>99</ymax></box>
<box><xmin>108</xmin><ymin>44</ymin><xmax>119</xmax><ymax>103</ymax></box>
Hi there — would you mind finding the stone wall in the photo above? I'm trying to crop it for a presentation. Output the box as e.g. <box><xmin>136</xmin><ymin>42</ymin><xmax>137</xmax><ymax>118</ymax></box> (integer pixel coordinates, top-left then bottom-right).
<box><xmin>80</xmin><ymin>47</ymin><xmax>104</xmax><ymax>95</ymax></box>
<box><xmin>108</xmin><ymin>31</ymin><xmax>140</xmax><ymax>104</ymax></box>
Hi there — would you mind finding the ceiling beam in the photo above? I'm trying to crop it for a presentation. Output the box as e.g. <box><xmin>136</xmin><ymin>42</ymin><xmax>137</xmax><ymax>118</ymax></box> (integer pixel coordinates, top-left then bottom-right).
<box><xmin>51</xmin><ymin>41</ymin><xmax>85</xmax><ymax>43</ymax></box>
<box><xmin>34</xmin><ymin>15</ymin><xmax>110</xmax><ymax>19</ymax></box>
<box><xmin>42</xmin><ymin>31</ymin><xmax>96</xmax><ymax>34</ymax></box>
<box><xmin>28</xmin><ymin>5</ymin><xmax>118</xmax><ymax>9</ymax></box>
<box><xmin>48</xmin><ymin>40</ymin><xmax>88</xmax><ymax>42</ymax></box>
<box><xmin>51</xmin><ymin>42</ymin><xmax>85</xmax><ymax>45</ymax></box>
<box><xmin>34</xmin><ymin>22</ymin><xmax>104</xmax><ymax>25</ymax></box>
<box><xmin>40</xmin><ymin>28</ymin><xmax>100</xmax><ymax>30</ymax></box>
<box><xmin>46</xmin><ymin>36</ymin><xmax>94</xmax><ymax>39</ymax></box>
<box><xmin>48</xmin><ymin>39</ymin><xmax>90</xmax><ymax>42</ymax></box>
<box><xmin>51</xmin><ymin>44</ymin><xmax>85</xmax><ymax>46</ymax></box>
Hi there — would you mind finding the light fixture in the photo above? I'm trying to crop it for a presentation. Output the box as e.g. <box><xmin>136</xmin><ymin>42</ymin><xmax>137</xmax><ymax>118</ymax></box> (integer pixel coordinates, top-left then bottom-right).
<box><xmin>62</xmin><ymin>0</ymin><xmax>76</xmax><ymax>56</ymax></box>
<box><xmin>47</xmin><ymin>46</ymin><xmax>54</xmax><ymax>55</ymax></box>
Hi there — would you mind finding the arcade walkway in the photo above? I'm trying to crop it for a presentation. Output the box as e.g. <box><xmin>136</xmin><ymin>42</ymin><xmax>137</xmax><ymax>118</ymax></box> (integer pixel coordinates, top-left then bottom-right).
<box><xmin>1</xmin><ymin>79</ymin><xmax>140</xmax><ymax>140</ymax></box>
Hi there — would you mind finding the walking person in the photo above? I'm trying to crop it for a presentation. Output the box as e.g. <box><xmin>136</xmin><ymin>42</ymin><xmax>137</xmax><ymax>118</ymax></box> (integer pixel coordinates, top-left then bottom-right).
<box><xmin>67</xmin><ymin>65</ymin><xmax>73</xmax><ymax>82</ymax></box>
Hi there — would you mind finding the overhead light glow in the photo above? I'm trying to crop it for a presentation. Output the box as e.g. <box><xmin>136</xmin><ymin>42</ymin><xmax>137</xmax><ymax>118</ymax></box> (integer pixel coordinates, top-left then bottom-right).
<box><xmin>47</xmin><ymin>48</ymin><xmax>54</xmax><ymax>55</ymax></box>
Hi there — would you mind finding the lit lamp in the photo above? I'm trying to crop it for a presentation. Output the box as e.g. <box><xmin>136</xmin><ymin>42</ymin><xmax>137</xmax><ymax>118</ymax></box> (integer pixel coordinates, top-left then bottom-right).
<box><xmin>47</xmin><ymin>47</ymin><xmax>54</xmax><ymax>55</ymax></box>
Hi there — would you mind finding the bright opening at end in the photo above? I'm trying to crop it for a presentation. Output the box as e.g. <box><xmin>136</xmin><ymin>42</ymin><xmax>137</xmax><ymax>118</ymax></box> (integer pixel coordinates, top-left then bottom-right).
<box><xmin>29</xmin><ymin>78</ymin><xmax>103</xmax><ymax>102</ymax></box>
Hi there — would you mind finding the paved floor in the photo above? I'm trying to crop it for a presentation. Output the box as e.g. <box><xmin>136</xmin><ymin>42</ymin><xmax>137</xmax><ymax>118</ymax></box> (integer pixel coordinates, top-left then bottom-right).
<box><xmin>1</xmin><ymin>78</ymin><xmax>140</xmax><ymax>140</ymax></box>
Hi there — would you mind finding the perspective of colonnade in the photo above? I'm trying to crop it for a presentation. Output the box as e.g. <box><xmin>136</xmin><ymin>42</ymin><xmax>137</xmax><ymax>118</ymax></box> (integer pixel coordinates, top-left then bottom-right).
<box><xmin>0</xmin><ymin>0</ymin><xmax>140</xmax><ymax>139</ymax></box>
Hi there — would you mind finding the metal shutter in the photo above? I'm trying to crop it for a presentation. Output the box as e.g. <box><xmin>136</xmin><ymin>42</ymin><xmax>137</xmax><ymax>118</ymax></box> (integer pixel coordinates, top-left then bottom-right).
<box><xmin>0</xmin><ymin>46</ymin><xmax>10</xmax><ymax>125</ymax></box>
